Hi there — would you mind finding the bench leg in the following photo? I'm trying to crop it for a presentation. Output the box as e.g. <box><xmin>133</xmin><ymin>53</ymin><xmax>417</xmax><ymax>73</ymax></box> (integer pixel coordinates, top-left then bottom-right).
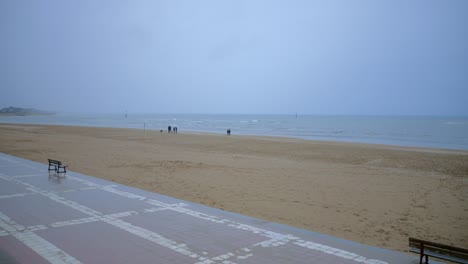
<box><xmin>418</xmin><ymin>243</ymin><xmax>429</xmax><ymax>264</ymax></box>
<box><xmin>57</xmin><ymin>167</ymin><xmax>67</xmax><ymax>174</ymax></box>
<box><xmin>419</xmin><ymin>244</ymin><xmax>424</xmax><ymax>264</ymax></box>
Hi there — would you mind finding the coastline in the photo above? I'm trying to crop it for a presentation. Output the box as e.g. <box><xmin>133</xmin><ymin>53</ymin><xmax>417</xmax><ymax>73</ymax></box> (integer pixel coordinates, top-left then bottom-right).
<box><xmin>1</xmin><ymin>123</ymin><xmax>467</xmax><ymax>253</ymax></box>
<box><xmin>1</xmin><ymin>114</ymin><xmax>467</xmax><ymax>151</ymax></box>
<box><xmin>0</xmin><ymin>113</ymin><xmax>54</xmax><ymax>116</ymax></box>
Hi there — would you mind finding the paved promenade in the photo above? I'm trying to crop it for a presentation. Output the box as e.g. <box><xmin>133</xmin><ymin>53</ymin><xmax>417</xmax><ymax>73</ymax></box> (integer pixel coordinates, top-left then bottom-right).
<box><xmin>0</xmin><ymin>152</ymin><xmax>428</xmax><ymax>263</ymax></box>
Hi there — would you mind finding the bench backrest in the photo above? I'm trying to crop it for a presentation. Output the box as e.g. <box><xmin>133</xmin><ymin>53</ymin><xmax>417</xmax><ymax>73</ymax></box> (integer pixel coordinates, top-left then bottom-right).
<box><xmin>48</xmin><ymin>159</ymin><xmax>62</xmax><ymax>165</ymax></box>
<box><xmin>409</xmin><ymin>237</ymin><xmax>468</xmax><ymax>263</ymax></box>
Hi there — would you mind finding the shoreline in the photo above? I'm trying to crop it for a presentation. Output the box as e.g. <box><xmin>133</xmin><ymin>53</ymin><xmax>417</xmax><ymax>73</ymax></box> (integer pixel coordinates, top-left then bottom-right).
<box><xmin>1</xmin><ymin>123</ymin><xmax>467</xmax><ymax>253</ymax></box>
<box><xmin>1</xmin><ymin>114</ymin><xmax>467</xmax><ymax>151</ymax></box>
<box><xmin>1</xmin><ymin>122</ymin><xmax>468</xmax><ymax>154</ymax></box>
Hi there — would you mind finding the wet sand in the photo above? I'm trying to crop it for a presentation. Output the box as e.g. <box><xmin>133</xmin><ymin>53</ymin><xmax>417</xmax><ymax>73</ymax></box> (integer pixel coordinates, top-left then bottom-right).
<box><xmin>1</xmin><ymin>123</ymin><xmax>467</xmax><ymax>252</ymax></box>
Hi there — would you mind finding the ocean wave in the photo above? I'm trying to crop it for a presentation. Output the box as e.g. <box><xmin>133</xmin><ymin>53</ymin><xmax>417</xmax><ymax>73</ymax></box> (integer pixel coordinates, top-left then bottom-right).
<box><xmin>445</xmin><ymin>122</ymin><xmax>464</xmax><ymax>125</ymax></box>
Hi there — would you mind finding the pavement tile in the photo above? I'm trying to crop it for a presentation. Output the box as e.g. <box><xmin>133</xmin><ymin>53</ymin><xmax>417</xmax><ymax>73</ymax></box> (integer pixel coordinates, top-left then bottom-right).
<box><xmin>37</xmin><ymin>221</ymin><xmax>195</xmax><ymax>264</ymax></box>
<box><xmin>0</xmin><ymin>235</ymin><xmax>49</xmax><ymax>264</ymax></box>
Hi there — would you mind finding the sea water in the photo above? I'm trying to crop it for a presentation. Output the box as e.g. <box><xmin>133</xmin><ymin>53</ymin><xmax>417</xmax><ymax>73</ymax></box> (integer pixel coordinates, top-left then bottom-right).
<box><xmin>1</xmin><ymin>113</ymin><xmax>468</xmax><ymax>151</ymax></box>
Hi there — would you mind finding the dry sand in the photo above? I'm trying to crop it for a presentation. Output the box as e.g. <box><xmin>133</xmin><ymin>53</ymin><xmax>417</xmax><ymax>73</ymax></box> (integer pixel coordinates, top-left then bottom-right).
<box><xmin>1</xmin><ymin>124</ymin><xmax>467</xmax><ymax>253</ymax></box>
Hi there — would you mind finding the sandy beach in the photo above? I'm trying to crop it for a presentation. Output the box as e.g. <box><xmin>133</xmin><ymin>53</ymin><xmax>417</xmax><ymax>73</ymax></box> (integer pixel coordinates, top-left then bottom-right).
<box><xmin>0</xmin><ymin>123</ymin><xmax>467</xmax><ymax>253</ymax></box>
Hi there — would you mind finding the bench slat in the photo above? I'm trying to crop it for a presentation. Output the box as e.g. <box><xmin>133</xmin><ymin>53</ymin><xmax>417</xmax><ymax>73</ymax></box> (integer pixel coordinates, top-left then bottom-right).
<box><xmin>410</xmin><ymin>238</ymin><xmax>468</xmax><ymax>254</ymax></box>
<box><xmin>410</xmin><ymin>248</ymin><xmax>468</xmax><ymax>264</ymax></box>
<box><xmin>409</xmin><ymin>238</ymin><xmax>468</xmax><ymax>264</ymax></box>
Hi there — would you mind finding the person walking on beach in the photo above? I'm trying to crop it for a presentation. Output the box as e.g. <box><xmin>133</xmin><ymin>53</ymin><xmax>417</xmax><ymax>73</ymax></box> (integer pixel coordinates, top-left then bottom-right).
<box><xmin>168</xmin><ymin>125</ymin><xmax>172</xmax><ymax>133</ymax></box>
<box><xmin>173</xmin><ymin>126</ymin><xmax>178</xmax><ymax>134</ymax></box>
<box><xmin>227</xmin><ymin>128</ymin><xmax>231</xmax><ymax>136</ymax></box>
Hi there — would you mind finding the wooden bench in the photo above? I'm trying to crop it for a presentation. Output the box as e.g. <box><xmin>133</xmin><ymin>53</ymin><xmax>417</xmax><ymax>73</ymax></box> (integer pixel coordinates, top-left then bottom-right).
<box><xmin>409</xmin><ymin>237</ymin><xmax>468</xmax><ymax>264</ymax></box>
<box><xmin>48</xmin><ymin>159</ymin><xmax>68</xmax><ymax>174</ymax></box>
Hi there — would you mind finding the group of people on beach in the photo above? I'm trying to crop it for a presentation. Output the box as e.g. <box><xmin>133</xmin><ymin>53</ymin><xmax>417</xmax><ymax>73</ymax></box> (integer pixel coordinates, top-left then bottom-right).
<box><xmin>162</xmin><ymin>126</ymin><xmax>232</xmax><ymax>136</ymax></box>
<box><xmin>167</xmin><ymin>125</ymin><xmax>177</xmax><ymax>133</ymax></box>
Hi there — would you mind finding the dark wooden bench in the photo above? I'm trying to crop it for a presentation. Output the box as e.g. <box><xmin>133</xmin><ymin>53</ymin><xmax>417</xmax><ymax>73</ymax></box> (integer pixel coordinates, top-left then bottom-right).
<box><xmin>409</xmin><ymin>237</ymin><xmax>468</xmax><ymax>264</ymax></box>
<box><xmin>48</xmin><ymin>159</ymin><xmax>68</xmax><ymax>174</ymax></box>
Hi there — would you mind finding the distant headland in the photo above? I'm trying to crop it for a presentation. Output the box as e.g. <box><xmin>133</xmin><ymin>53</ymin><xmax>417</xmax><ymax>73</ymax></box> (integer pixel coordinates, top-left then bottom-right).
<box><xmin>0</xmin><ymin>106</ymin><xmax>54</xmax><ymax>116</ymax></box>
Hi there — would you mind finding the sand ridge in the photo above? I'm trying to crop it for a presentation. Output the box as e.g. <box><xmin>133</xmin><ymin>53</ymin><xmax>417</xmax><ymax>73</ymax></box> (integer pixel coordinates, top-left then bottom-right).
<box><xmin>0</xmin><ymin>123</ymin><xmax>467</xmax><ymax>253</ymax></box>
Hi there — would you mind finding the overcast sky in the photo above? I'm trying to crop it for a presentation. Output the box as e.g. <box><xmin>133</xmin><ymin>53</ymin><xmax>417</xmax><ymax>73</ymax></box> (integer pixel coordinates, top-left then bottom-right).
<box><xmin>1</xmin><ymin>0</ymin><xmax>467</xmax><ymax>115</ymax></box>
